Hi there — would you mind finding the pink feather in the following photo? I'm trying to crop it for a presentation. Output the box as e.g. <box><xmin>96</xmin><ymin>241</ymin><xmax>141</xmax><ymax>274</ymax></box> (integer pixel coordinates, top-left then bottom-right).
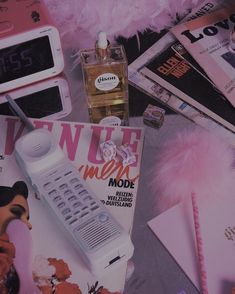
<box><xmin>150</xmin><ymin>127</ymin><xmax>235</xmax><ymax>213</ymax></box>
<box><xmin>150</xmin><ymin>126</ymin><xmax>235</xmax><ymax>294</ymax></box>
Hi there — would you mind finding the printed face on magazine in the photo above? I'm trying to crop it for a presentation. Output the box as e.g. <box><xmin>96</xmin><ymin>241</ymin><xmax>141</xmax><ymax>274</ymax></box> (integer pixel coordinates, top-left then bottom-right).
<box><xmin>0</xmin><ymin>194</ymin><xmax>31</xmax><ymax>235</ymax></box>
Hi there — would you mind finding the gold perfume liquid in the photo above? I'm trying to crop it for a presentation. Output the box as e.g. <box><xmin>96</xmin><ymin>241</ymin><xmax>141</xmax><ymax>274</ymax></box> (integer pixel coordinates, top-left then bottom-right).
<box><xmin>80</xmin><ymin>33</ymin><xmax>129</xmax><ymax>126</ymax></box>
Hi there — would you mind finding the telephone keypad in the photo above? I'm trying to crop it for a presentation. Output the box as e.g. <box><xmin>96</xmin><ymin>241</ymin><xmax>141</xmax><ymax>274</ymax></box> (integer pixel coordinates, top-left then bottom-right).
<box><xmin>39</xmin><ymin>164</ymin><xmax>103</xmax><ymax>227</ymax></box>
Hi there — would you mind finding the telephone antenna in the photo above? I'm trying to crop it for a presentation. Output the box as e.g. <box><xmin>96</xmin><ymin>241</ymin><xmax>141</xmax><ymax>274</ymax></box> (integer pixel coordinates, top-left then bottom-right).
<box><xmin>5</xmin><ymin>94</ymin><xmax>35</xmax><ymax>131</ymax></box>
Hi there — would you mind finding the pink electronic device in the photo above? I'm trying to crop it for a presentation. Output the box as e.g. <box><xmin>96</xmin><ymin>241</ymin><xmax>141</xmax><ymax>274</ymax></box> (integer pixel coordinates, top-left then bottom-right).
<box><xmin>0</xmin><ymin>0</ymin><xmax>64</xmax><ymax>93</ymax></box>
<box><xmin>0</xmin><ymin>75</ymin><xmax>72</xmax><ymax>120</ymax></box>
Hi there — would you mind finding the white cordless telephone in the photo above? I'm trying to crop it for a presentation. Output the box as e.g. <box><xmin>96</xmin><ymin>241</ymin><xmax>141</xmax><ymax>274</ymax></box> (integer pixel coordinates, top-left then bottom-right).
<box><xmin>6</xmin><ymin>95</ymin><xmax>134</xmax><ymax>276</ymax></box>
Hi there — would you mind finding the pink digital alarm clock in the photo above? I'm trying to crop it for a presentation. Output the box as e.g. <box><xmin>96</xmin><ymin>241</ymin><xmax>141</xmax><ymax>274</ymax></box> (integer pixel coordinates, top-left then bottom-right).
<box><xmin>0</xmin><ymin>74</ymin><xmax>72</xmax><ymax>120</ymax></box>
<box><xmin>0</xmin><ymin>0</ymin><xmax>64</xmax><ymax>93</ymax></box>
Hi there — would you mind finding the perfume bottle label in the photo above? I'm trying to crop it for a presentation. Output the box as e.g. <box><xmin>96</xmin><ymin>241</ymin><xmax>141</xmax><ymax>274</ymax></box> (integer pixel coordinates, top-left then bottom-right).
<box><xmin>95</xmin><ymin>73</ymin><xmax>119</xmax><ymax>91</ymax></box>
<box><xmin>99</xmin><ymin>116</ymin><xmax>121</xmax><ymax>126</ymax></box>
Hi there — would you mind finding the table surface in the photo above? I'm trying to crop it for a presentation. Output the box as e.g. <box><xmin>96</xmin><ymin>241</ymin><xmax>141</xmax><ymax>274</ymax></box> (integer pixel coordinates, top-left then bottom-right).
<box><xmin>62</xmin><ymin>47</ymin><xmax>200</xmax><ymax>294</ymax></box>
<box><xmin>123</xmin><ymin>117</ymin><xmax>200</xmax><ymax>294</ymax></box>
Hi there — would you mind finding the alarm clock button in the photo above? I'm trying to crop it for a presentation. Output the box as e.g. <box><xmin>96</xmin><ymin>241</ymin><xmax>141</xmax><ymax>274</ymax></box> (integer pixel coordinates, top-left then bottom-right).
<box><xmin>0</xmin><ymin>21</ymin><xmax>14</xmax><ymax>34</ymax></box>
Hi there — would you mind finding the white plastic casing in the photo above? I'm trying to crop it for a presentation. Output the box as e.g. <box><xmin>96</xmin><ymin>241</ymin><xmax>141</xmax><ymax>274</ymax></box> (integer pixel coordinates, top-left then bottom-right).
<box><xmin>0</xmin><ymin>26</ymin><xmax>64</xmax><ymax>93</ymax></box>
<box><xmin>14</xmin><ymin>128</ymin><xmax>134</xmax><ymax>276</ymax></box>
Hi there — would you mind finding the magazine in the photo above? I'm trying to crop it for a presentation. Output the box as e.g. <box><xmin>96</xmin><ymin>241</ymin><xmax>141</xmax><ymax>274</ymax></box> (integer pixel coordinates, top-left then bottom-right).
<box><xmin>140</xmin><ymin>35</ymin><xmax>235</xmax><ymax>133</ymax></box>
<box><xmin>148</xmin><ymin>192</ymin><xmax>235</xmax><ymax>294</ymax></box>
<box><xmin>0</xmin><ymin>114</ymin><xmax>144</xmax><ymax>293</ymax></box>
<box><xmin>170</xmin><ymin>4</ymin><xmax>235</xmax><ymax>108</ymax></box>
<box><xmin>128</xmin><ymin>0</ymin><xmax>235</xmax><ymax>137</ymax></box>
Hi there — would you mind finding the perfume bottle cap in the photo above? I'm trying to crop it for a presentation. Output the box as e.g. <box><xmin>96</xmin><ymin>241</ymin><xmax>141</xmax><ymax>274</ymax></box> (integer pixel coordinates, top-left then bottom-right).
<box><xmin>97</xmin><ymin>31</ymin><xmax>108</xmax><ymax>49</ymax></box>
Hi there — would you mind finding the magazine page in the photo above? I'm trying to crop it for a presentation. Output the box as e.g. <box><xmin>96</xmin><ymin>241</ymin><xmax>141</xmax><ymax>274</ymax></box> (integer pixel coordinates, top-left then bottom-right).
<box><xmin>0</xmin><ymin>115</ymin><xmax>144</xmax><ymax>293</ymax></box>
<box><xmin>148</xmin><ymin>192</ymin><xmax>235</xmax><ymax>294</ymax></box>
<box><xmin>170</xmin><ymin>4</ymin><xmax>235</xmax><ymax>108</ymax></box>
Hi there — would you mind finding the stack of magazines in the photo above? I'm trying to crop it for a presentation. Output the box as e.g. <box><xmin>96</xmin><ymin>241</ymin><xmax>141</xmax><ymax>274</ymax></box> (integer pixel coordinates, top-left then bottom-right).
<box><xmin>128</xmin><ymin>0</ymin><xmax>235</xmax><ymax>139</ymax></box>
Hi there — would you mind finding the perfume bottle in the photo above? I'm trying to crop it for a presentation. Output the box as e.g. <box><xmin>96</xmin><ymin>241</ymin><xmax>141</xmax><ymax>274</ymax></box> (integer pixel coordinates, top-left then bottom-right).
<box><xmin>80</xmin><ymin>32</ymin><xmax>129</xmax><ymax>125</ymax></box>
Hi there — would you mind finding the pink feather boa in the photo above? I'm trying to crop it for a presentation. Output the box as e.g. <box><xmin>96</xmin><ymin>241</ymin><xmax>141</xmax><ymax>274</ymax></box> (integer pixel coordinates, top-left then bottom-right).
<box><xmin>44</xmin><ymin>0</ymin><xmax>203</xmax><ymax>48</ymax></box>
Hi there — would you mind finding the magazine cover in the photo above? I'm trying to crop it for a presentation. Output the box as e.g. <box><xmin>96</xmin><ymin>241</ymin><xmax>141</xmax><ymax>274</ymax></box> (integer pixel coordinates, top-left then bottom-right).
<box><xmin>140</xmin><ymin>38</ymin><xmax>235</xmax><ymax>133</ymax></box>
<box><xmin>0</xmin><ymin>114</ymin><xmax>144</xmax><ymax>294</ymax></box>
<box><xmin>170</xmin><ymin>4</ymin><xmax>235</xmax><ymax>108</ymax></box>
<box><xmin>148</xmin><ymin>191</ymin><xmax>235</xmax><ymax>294</ymax></box>
<box><xmin>128</xmin><ymin>0</ymin><xmax>235</xmax><ymax>137</ymax></box>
